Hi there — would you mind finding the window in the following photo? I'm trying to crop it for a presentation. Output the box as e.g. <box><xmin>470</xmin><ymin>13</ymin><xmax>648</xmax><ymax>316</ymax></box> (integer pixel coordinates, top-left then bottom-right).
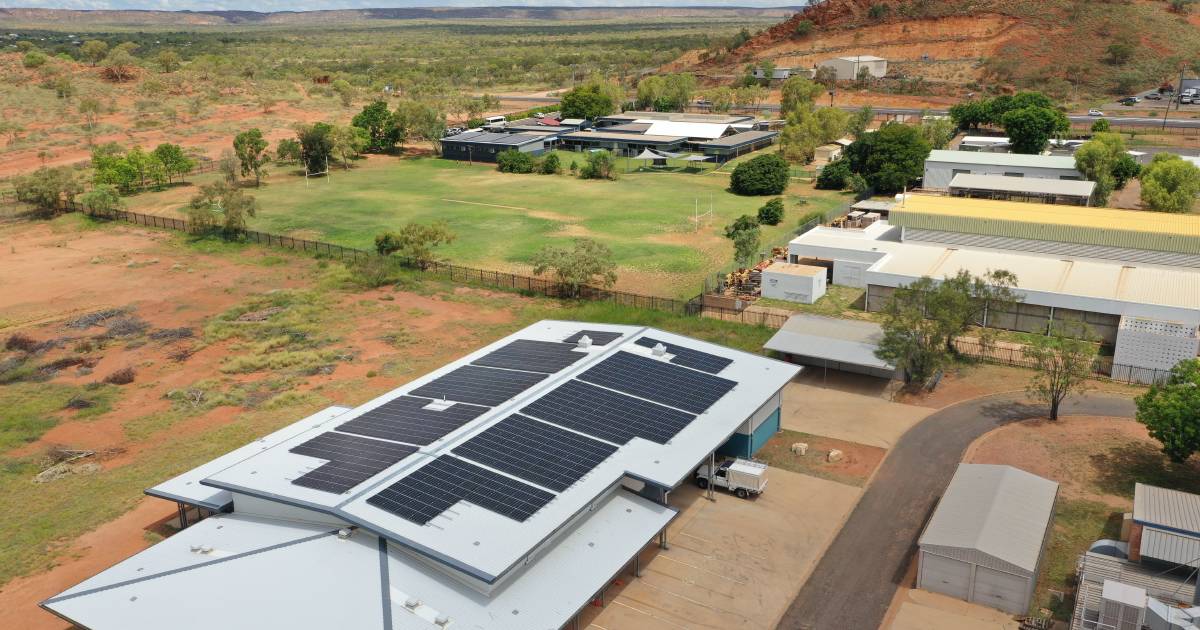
<box><xmin>1003</xmin><ymin>172</ymin><xmax>1024</xmax><ymax>177</ymax></box>
<box><xmin>1060</xmin><ymin>175</ymin><xmax>1081</xmax><ymax>180</ymax></box>
<box><xmin>952</xmin><ymin>169</ymin><xmax>970</xmax><ymax>176</ymax></box>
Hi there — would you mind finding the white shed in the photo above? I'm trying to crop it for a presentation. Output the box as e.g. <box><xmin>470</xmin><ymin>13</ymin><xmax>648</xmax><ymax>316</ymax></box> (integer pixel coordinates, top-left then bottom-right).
<box><xmin>761</xmin><ymin>263</ymin><xmax>827</xmax><ymax>304</ymax></box>
<box><xmin>819</xmin><ymin>55</ymin><xmax>888</xmax><ymax>81</ymax></box>
<box><xmin>918</xmin><ymin>464</ymin><xmax>1058</xmax><ymax>615</ymax></box>
<box><xmin>922</xmin><ymin>150</ymin><xmax>1083</xmax><ymax>190</ymax></box>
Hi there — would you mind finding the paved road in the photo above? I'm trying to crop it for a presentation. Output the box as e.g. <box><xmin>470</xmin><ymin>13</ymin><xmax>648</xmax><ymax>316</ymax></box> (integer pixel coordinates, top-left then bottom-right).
<box><xmin>775</xmin><ymin>393</ymin><xmax>1136</xmax><ymax>630</ymax></box>
<box><xmin>500</xmin><ymin>95</ymin><xmax>1200</xmax><ymax>129</ymax></box>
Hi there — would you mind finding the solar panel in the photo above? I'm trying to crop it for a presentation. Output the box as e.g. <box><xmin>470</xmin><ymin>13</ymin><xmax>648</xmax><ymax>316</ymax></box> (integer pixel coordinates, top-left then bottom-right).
<box><xmin>577</xmin><ymin>351</ymin><xmax>736</xmax><ymax>414</ymax></box>
<box><xmin>471</xmin><ymin>339</ymin><xmax>585</xmax><ymax>374</ymax></box>
<box><xmin>563</xmin><ymin>330</ymin><xmax>624</xmax><ymax>346</ymax></box>
<box><xmin>289</xmin><ymin>432</ymin><xmax>417</xmax><ymax>494</ymax></box>
<box><xmin>409</xmin><ymin>365</ymin><xmax>547</xmax><ymax>407</ymax></box>
<box><xmin>335</xmin><ymin>396</ymin><xmax>488</xmax><ymax>445</ymax></box>
<box><xmin>521</xmin><ymin>379</ymin><xmax>695</xmax><ymax>444</ymax></box>
<box><xmin>634</xmin><ymin>336</ymin><xmax>734</xmax><ymax>374</ymax></box>
<box><xmin>453</xmin><ymin>414</ymin><xmax>617</xmax><ymax>491</ymax></box>
<box><xmin>367</xmin><ymin>456</ymin><xmax>554</xmax><ymax>525</ymax></box>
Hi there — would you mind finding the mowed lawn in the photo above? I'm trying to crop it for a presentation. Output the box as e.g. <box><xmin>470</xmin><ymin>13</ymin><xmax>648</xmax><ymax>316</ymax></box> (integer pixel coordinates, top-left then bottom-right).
<box><xmin>131</xmin><ymin>154</ymin><xmax>848</xmax><ymax>298</ymax></box>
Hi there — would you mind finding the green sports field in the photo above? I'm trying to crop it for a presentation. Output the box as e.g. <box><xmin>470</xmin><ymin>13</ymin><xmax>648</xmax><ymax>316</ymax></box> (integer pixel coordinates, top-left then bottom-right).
<box><xmin>131</xmin><ymin>154</ymin><xmax>849</xmax><ymax>298</ymax></box>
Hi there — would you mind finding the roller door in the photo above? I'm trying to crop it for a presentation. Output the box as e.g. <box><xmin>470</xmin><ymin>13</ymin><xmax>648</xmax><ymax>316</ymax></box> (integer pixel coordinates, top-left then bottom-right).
<box><xmin>970</xmin><ymin>566</ymin><xmax>1029</xmax><ymax>614</ymax></box>
<box><xmin>919</xmin><ymin>552</ymin><xmax>971</xmax><ymax>600</ymax></box>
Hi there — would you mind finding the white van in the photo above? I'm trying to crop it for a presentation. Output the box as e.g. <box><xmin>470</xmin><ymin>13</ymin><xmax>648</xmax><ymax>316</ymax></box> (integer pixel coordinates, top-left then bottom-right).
<box><xmin>695</xmin><ymin>458</ymin><xmax>768</xmax><ymax>498</ymax></box>
<box><xmin>484</xmin><ymin>115</ymin><xmax>506</xmax><ymax>125</ymax></box>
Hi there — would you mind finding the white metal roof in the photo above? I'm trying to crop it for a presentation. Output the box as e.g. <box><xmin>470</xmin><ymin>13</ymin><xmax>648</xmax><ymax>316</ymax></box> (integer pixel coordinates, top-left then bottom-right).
<box><xmin>839</xmin><ymin>55</ymin><xmax>886</xmax><ymax>62</ymax></box>
<box><xmin>642</xmin><ymin>120</ymin><xmax>731</xmax><ymax>140</ymax></box>
<box><xmin>919</xmin><ymin>464</ymin><xmax>1058</xmax><ymax>573</ymax></box>
<box><xmin>1103</xmin><ymin>580</ymin><xmax>1147</xmax><ymax>607</ymax></box>
<box><xmin>949</xmin><ymin>173</ymin><xmax>1097</xmax><ymax>197</ymax></box>
<box><xmin>44</xmin><ymin>490</ymin><xmax>674</xmax><ymax>630</ymax></box>
<box><xmin>926</xmin><ymin>149</ymin><xmax>1079</xmax><ymax>170</ymax></box>
<box><xmin>200</xmin><ymin>321</ymin><xmax>797</xmax><ymax>584</ymax></box>
<box><xmin>763</xmin><ymin>313</ymin><xmax>894</xmax><ymax>372</ymax></box>
<box><xmin>1135</xmin><ymin>483</ymin><xmax>1200</xmax><ymax>535</ymax></box>
<box><xmin>961</xmin><ymin>136</ymin><xmax>1011</xmax><ymax>145</ymax></box>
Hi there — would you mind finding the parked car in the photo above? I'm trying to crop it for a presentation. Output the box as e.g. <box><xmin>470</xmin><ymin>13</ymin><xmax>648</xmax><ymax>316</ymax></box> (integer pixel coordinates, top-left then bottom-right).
<box><xmin>1088</xmin><ymin>109</ymin><xmax>1104</xmax><ymax>116</ymax></box>
<box><xmin>1182</xmin><ymin>96</ymin><xmax>1195</xmax><ymax>105</ymax></box>
<box><xmin>695</xmin><ymin>458</ymin><xmax>768</xmax><ymax>499</ymax></box>
<box><xmin>1145</xmin><ymin>93</ymin><xmax>1163</xmax><ymax>101</ymax></box>
<box><xmin>1120</xmin><ymin>96</ymin><xmax>1140</xmax><ymax>105</ymax></box>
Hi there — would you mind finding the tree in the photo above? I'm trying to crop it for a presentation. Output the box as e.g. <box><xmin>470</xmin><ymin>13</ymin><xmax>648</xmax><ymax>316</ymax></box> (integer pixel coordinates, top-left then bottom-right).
<box><xmin>635</xmin><ymin>74</ymin><xmax>696</xmax><ymax>112</ymax></box>
<box><xmin>1074</xmin><ymin>133</ymin><xmax>1130</xmax><ymax>205</ymax></box>
<box><xmin>814</xmin><ymin>65</ymin><xmax>837</xmax><ymax>89</ymax></box>
<box><xmin>12</xmin><ymin>167</ymin><xmax>82</xmax><ymax>216</ymax></box>
<box><xmin>843</xmin><ymin>122</ymin><xmax>930</xmax><ymax>194</ymax></box>
<box><xmin>560</xmin><ymin>75</ymin><xmax>620</xmax><ymax>120</ymax></box>
<box><xmin>937</xmin><ymin>269</ymin><xmax>1021</xmax><ymax>352</ymax></box>
<box><xmin>815</xmin><ymin>158</ymin><xmax>851</xmax><ymax>190</ymax></box>
<box><xmin>295</xmin><ymin>122</ymin><xmax>335</xmax><ymax>175</ymax></box>
<box><xmin>218</xmin><ymin>149</ymin><xmax>239</xmax><ymax>185</ymax></box>
<box><xmin>1091</xmin><ymin>118</ymin><xmax>1111</xmax><ymax>133</ymax></box>
<box><xmin>704</xmin><ymin>86</ymin><xmax>735</xmax><ymax>114</ymax></box>
<box><xmin>151</xmin><ymin>143</ymin><xmax>196</xmax><ymax>185</ymax></box>
<box><xmin>779</xmin><ymin>76</ymin><xmax>823</xmax><ymax>117</ymax></box>
<box><xmin>375</xmin><ymin>221</ymin><xmax>455</xmax><ymax>269</ymax></box>
<box><xmin>920</xmin><ymin>116</ymin><xmax>956</xmax><ymax>150</ymax></box>
<box><xmin>579</xmin><ymin>150</ymin><xmax>617</xmax><ymax>180</ymax></box>
<box><xmin>332</xmin><ymin>79</ymin><xmax>354</xmax><ymax>107</ymax></box>
<box><xmin>757</xmin><ymin>198</ymin><xmax>784</xmax><ymax>225</ymax></box>
<box><xmin>78</xmin><ymin>98</ymin><xmax>102</xmax><ymax>135</ymax></box>
<box><xmin>233</xmin><ymin>129</ymin><xmax>269</xmax><ymax>185</ymax></box>
<box><xmin>154</xmin><ymin>50</ymin><xmax>181</xmax><ymax>73</ymax></box>
<box><xmin>731</xmin><ymin>224</ymin><xmax>762</xmax><ymax>267</ymax></box>
<box><xmin>393</xmin><ymin>100</ymin><xmax>446</xmax><ymax>152</ymax></box>
<box><xmin>80</xmin><ymin>40</ymin><xmax>108</xmax><ymax>66</ymax></box>
<box><xmin>100</xmin><ymin>49</ymin><xmax>138</xmax><ymax>82</ymax></box>
<box><xmin>330</xmin><ymin>125</ymin><xmax>368</xmax><ymax>170</ymax></box>
<box><xmin>188</xmin><ymin>180</ymin><xmax>258</xmax><ymax>236</ymax></box>
<box><xmin>275</xmin><ymin>138</ymin><xmax>302</xmax><ymax>165</ymax></box>
<box><xmin>351</xmin><ymin>101</ymin><xmax>400</xmax><ymax>153</ymax></box>
<box><xmin>50</xmin><ymin>75</ymin><xmax>75</xmax><ymax>100</ymax></box>
<box><xmin>539</xmin><ymin>153</ymin><xmax>561</xmax><ymax>175</ymax></box>
<box><xmin>730</xmin><ymin>153</ymin><xmax>789</xmax><ymax>196</ymax></box>
<box><xmin>1136</xmin><ymin>359</ymin><xmax>1200</xmax><ymax>463</ymax></box>
<box><xmin>1024</xmin><ymin>323</ymin><xmax>1095</xmax><ymax>421</ymax></box>
<box><xmin>79</xmin><ymin>184</ymin><xmax>122</xmax><ymax>216</ymax></box>
<box><xmin>794</xmin><ymin>19</ymin><xmax>815</xmax><ymax>38</ymax></box>
<box><xmin>1141</xmin><ymin>153</ymin><xmax>1200</xmax><ymax>213</ymax></box>
<box><xmin>22</xmin><ymin>51</ymin><xmax>47</xmax><ymax>69</ymax></box>
<box><xmin>1105</xmin><ymin>42</ymin><xmax>1135</xmax><ymax>65</ymax></box>
<box><xmin>1001</xmin><ymin>105</ymin><xmax>1068</xmax><ymax>154</ymax></box>
<box><xmin>90</xmin><ymin>143</ymin><xmax>138</xmax><ymax>194</ymax></box>
<box><xmin>949</xmin><ymin>100</ymin><xmax>989</xmax><ymax>129</ymax></box>
<box><xmin>531</xmin><ymin>238</ymin><xmax>618</xmax><ymax>296</ymax></box>
<box><xmin>847</xmin><ymin>105</ymin><xmax>873</xmax><ymax>139</ymax></box>
<box><xmin>497</xmin><ymin>149</ymin><xmax>536</xmax><ymax>174</ymax></box>
<box><xmin>780</xmin><ymin>107</ymin><xmax>849</xmax><ymax>163</ymax></box>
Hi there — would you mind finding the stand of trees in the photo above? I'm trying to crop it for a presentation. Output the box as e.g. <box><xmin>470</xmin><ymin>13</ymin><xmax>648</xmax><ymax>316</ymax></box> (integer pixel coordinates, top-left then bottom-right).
<box><xmin>1137</xmin><ymin>359</ymin><xmax>1200</xmax><ymax>463</ymax></box>
<box><xmin>1140</xmin><ymin>153</ymin><xmax>1200</xmax><ymax>213</ymax></box>
<box><xmin>374</xmin><ymin>221</ymin><xmax>456</xmax><ymax>269</ymax></box>
<box><xmin>635</xmin><ymin>73</ymin><xmax>696</xmax><ymax>112</ymax></box>
<box><xmin>531</xmin><ymin>238</ymin><xmax>618</xmax><ymax>296</ymax></box>
<box><xmin>949</xmin><ymin>92</ymin><xmax>1069</xmax><ymax>154</ymax></box>
<box><xmin>836</xmin><ymin>122</ymin><xmax>930</xmax><ymax>194</ymax></box>
<box><xmin>560</xmin><ymin>75</ymin><xmax>622</xmax><ymax>120</ymax></box>
<box><xmin>1073</xmin><ymin>133</ymin><xmax>1140</xmax><ymax>206</ymax></box>
<box><xmin>91</xmin><ymin>142</ymin><xmax>196</xmax><ymax>194</ymax></box>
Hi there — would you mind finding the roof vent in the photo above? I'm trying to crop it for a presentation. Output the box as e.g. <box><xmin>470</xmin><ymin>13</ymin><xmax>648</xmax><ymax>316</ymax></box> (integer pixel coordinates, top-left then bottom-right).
<box><xmin>651</xmin><ymin>343</ymin><xmax>667</xmax><ymax>357</ymax></box>
<box><xmin>404</xmin><ymin>597</ymin><xmax>421</xmax><ymax>609</ymax></box>
<box><xmin>576</xmin><ymin>335</ymin><xmax>592</xmax><ymax>350</ymax></box>
<box><xmin>434</xmin><ymin>616</ymin><xmax>450</xmax><ymax>627</ymax></box>
<box><xmin>337</xmin><ymin>528</ymin><xmax>352</xmax><ymax>539</ymax></box>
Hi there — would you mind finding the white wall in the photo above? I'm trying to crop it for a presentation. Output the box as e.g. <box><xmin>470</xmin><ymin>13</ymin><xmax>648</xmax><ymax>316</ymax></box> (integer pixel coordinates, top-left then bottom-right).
<box><xmin>923</xmin><ymin>162</ymin><xmax>1082</xmax><ymax>189</ymax></box>
<box><xmin>761</xmin><ymin>270</ymin><xmax>826</xmax><ymax>304</ymax></box>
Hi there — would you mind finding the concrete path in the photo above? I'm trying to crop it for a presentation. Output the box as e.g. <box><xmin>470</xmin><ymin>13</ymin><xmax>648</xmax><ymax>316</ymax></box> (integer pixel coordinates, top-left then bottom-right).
<box><xmin>781</xmin><ymin>382</ymin><xmax>931</xmax><ymax>449</ymax></box>
<box><xmin>776</xmin><ymin>393</ymin><xmax>1136</xmax><ymax>630</ymax></box>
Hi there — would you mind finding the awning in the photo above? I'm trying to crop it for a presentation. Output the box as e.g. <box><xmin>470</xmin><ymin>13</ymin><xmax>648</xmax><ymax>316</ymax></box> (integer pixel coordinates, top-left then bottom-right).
<box><xmin>681</xmin><ymin>154</ymin><xmax>712</xmax><ymax>162</ymax></box>
<box><xmin>632</xmin><ymin>149</ymin><xmax>663</xmax><ymax>160</ymax></box>
<box><xmin>763</xmin><ymin>314</ymin><xmax>896</xmax><ymax>377</ymax></box>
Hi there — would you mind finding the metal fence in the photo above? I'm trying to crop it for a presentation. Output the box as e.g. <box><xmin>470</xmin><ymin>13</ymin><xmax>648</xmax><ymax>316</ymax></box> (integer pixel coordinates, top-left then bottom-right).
<box><xmin>65</xmin><ymin>204</ymin><xmax>700</xmax><ymax>316</ymax></box>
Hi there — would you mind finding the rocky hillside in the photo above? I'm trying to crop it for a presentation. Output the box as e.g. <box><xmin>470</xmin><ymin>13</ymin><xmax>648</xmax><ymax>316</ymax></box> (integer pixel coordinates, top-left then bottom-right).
<box><xmin>675</xmin><ymin>0</ymin><xmax>1200</xmax><ymax>104</ymax></box>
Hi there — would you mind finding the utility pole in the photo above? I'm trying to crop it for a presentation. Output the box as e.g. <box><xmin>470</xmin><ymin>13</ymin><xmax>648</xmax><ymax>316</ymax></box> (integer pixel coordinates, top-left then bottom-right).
<box><xmin>1164</xmin><ymin>66</ymin><xmax>1185</xmax><ymax>131</ymax></box>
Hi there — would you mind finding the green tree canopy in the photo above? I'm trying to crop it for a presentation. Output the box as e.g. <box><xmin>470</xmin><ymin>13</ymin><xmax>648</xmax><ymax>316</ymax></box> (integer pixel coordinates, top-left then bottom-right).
<box><xmin>730</xmin><ymin>153</ymin><xmax>789</xmax><ymax>195</ymax></box>
<box><xmin>374</xmin><ymin>221</ymin><xmax>456</xmax><ymax>269</ymax></box>
<box><xmin>843</xmin><ymin>122</ymin><xmax>930</xmax><ymax>194</ymax></box>
<box><xmin>531</xmin><ymin>238</ymin><xmax>618</xmax><ymax>296</ymax></box>
<box><xmin>1074</xmin><ymin>133</ymin><xmax>1128</xmax><ymax>206</ymax></box>
<box><xmin>1001</xmin><ymin>105</ymin><xmax>1068</xmax><ymax>154</ymax></box>
<box><xmin>779</xmin><ymin>76</ymin><xmax>823</xmax><ymax>118</ymax></box>
<box><xmin>560</xmin><ymin>75</ymin><xmax>621</xmax><ymax>120</ymax></box>
<box><xmin>757</xmin><ymin>198</ymin><xmax>784</xmax><ymax>225</ymax></box>
<box><xmin>187</xmin><ymin>180</ymin><xmax>259</xmax><ymax>236</ymax></box>
<box><xmin>1140</xmin><ymin>153</ymin><xmax>1200</xmax><ymax>213</ymax></box>
<box><xmin>1137</xmin><ymin>359</ymin><xmax>1200</xmax><ymax>462</ymax></box>
<box><xmin>80</xmin><ymin>40</ymin><xmax>108</xmax><ymax>66</ymax></box>
<box><xmin>579</xmin><ymin>150</ymin><xmax>617</xmax><ymax>180</ymax></box>
<box><xmin>1024</xmin><ymin>323</ymin><xmax>1095</xmax><ymax>421</ymax></box>
<box><xmin>233</xmin><ymin>129</ymin><xmax>269</xmax><ymax>185</ymax></box>
<box><xmin>351</xmin><ymin>101</ymin><xmax>401</xmax><ymax>153</ymax></box>
<box><xmin>12</xmin><ymin>167</ymin><xmax>82</xmax><ymax>216</ymax></box>
<box><xmin>295</xmin><ymin>122</ymin><xmax>335</xmax><ymax>175</ymax></box>
<box><xmin>635</xmin><ymin>73</ymin><xmax>696</xmax><ymax>112</ymax></box>
<box><xmin>497</xmin><ymin>149</ymin><xmax>536</xmax><ymax>174</ymax></box>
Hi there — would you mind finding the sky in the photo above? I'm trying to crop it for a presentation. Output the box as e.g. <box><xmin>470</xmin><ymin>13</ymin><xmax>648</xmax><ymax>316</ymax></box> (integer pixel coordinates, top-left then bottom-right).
<box><xmin>6</xmin><ymin>0</ymin><xmax>805</xmax><ymax>10</ymax></box>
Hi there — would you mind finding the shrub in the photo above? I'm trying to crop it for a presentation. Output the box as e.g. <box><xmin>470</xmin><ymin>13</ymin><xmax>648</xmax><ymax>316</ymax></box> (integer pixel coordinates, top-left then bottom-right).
<box><xmin>22</xmin><ymin>51</ymin><xmax>47</xmax><ymax>68</ymax></box>
<box><xmin>730</xmin><ymin>154</ymin><xmax>789</xmax><ymax>196</ymax></box>
<box><xmin>815</xmin><ymin>159</ymin><xmax>851</xmax><ymax>190</ymax></box>
<box><xmin>5</xmin><ymin>334</ymin><xmax>40</xmax><ymax>353</ymax></box>
<box><xmin>579</xmin><ymin>150</ymin><xmax>617</xmax><ymax>180</ymax></box>
<box><xmin>103</xmin><ymin>367</ymin><xmax>136</xmax><ymax>385</ymax></box>
<box><xmin>794</xmin><ymin>20</ymin><xmax>814</xmax><ymax>37</ymax></box>
<box><xmin>757</xmin><ymin>198</ymin><xmax>785</xmax><ymax>225</ymax></box>
<box><xmin>539</xmin><ymin>153</ymin><xmax>561</xmax><ymax>175</ymax></box>
<box><xmin>497</xmin><ymin>149</ymin><xmax>535</xmax><ymax>174</ymax></box>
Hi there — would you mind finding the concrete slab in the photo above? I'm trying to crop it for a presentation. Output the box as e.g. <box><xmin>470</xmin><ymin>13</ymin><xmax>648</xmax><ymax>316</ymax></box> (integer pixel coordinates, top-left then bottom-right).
<box><xmin>885</xmin><ymin>589</ymin><xmax>1021</xmax><ymax>630</ymax></box>
<box><xmin>781</xmin><ymin>380</ymin><xmax>932</xmax><ymax>448</ymax></box>
<box><xmin>582</xmin><ymin>468</ymin><xmax>861</xmax><ymax>630</ymax></box>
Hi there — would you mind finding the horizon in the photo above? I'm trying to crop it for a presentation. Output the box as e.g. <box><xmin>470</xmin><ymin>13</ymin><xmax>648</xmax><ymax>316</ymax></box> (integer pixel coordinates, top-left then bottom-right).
<box><xmin>1</xmin><ymin>1</ymin><xmax>807</xmax><ymax>11</ymax></box>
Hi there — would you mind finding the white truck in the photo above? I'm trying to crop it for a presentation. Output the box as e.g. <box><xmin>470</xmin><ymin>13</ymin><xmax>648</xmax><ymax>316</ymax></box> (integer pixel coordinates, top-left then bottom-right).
<box><xmin>694</xmin><ymin>458</ymin><xmax>768</xmax><ymax>498</ymax></box>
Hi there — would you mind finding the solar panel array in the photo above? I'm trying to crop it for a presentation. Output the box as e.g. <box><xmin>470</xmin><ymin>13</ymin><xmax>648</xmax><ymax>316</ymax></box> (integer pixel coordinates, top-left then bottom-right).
<box><xmin>335</xmin><ymin>396</ymin><xmax>489</xmax><ymax>445</ymax></box>
<box><xmin>471</xmin><ymin>339</ymin><xmax>585</xmax><ymax>374</ymax></box>
<box><xmin>521</xmin><ymin>380</ymin><xmax>695</xmax><ymax>445</ymax></box>
<box><xmin>289</xmin><ymin>432</ymin><xmax>417</xmax><ymax>494</ymax></box>
<box><xmin>453</xmin><ymin>414</ymin><xmax>618</xmax><ymax>491</ymax></box>
<box><xmin>563</xmin><ymin>330</ymin><xmax>624</xmax><ymax>346</ymax></box>
<box><xmin>634</xmin><ymin>336</ymin><xmax>734</xmax><ymax>374</ymax></box>
<box><xmin>410</xmin><ymin>365</ymin><xmax>547</xmax><ymax>407</ymax></box>
<box><xmin>577</xmin><ymin>351</ymin><xmax>737</xmax><ymax>414</ymax></box>
<box><xmin>367</xmin><ymin>456</ymin><xmax>555</xmax><ymax>525</ymax></box>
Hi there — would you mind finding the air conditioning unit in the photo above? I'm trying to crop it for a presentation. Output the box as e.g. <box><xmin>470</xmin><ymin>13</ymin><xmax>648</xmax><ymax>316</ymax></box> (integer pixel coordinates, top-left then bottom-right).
<box><xmin>1101</xmin><ymin>580</ymin><xmax>1146</xmax><ymax>630</ymax></box>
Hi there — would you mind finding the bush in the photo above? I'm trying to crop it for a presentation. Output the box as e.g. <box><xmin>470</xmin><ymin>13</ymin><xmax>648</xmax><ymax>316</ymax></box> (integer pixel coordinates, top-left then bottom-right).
<box><xmin>103</xmin><ymin>367</ymin><xmax>136</xmax><ymax>385</ymax></box>
<box><xmin>497</xmin><ymin>149</ymin><xmax>535</xmax><ymax>174</ymax></box>
<box><xmin>815</xmin><ymin>158</ymin><xmax>851</xmax><ymax>190</ymax></box>
<box><xmin>757</xmin><ymin>198</ymin><xmax>785</xmax><ymax>225</ymax></box>
<box><xmin>539</xmin><ymin>153</ymin><xmax>561</xmax><ymax>175</ymax></box>
<box><xmin>730</xmin><ymin>153</ymin><xmax>790</xmax><ymax>196</ymax></box>
<box><xmin>579</xmin><ymin>150</ymin><xmax>617</xmax><ymax>180</ymax></box>
<box><xmin>1091</xmin><ymin>119</ymin><xmax>1111</xmax><ymax>133</ymax></box>
<box><xmin>22</xmin><ymin>51</ymin><xmax>47</xmax><ymax>68</ymax></box>
<box><xmin>794</xmin><ymin>20</ymin><xmax>814</xmax><ymax>37</ymax></box>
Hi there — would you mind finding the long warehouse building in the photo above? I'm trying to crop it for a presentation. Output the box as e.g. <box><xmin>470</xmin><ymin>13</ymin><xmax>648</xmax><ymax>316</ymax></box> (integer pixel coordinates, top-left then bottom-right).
<box><xmin>788</xmin><ymin>195</ymin><xmax>1200</xmax><ymax>383</ymax></box>
<box><xmin>42</xmin><ymin>321</ymin><xmax>798</xmax><ymax>630</ymax></box>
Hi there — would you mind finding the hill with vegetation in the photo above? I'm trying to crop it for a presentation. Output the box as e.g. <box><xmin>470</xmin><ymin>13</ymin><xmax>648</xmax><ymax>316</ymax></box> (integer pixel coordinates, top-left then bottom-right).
<box><xmin>674</xmin><ymin>0</ymin><xmax>1200</xmax><ymax>105</ymax></box>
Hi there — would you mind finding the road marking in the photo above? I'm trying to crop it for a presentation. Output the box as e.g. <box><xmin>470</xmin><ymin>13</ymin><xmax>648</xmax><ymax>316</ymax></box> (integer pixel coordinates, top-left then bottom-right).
<box><xmin>440</xmin><ymin>198</ymin><xmax>533</xmax><ymax>211</ymax></box>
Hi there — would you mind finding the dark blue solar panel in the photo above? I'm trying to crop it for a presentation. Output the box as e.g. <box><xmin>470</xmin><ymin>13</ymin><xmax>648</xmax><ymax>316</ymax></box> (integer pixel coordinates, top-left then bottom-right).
<box><xmin>367</xmin><ymin>456</ymin><xmax>554</xmax><ymax>525</ymax></box>
<box><xmin>335</xmin><ymin>396</ymin><xmax>488</xmax><ymax>445</ymax></box>
<box><xmin>576</xmin><ymin>351</ymin><xmax>736</xmax><ymax>414</ymax></box>
<box><xmin>290</xmin><ymin>432</ymin><xmax>416</xmax><ymax>494</ymax></box>
<box><xmin>634</xmin><ymin>336</ymin><xmax>734</xmax><ymax>374</ymax></box>
<box><xmin>453</xmin><ymin>414</ymin><xmax>617</xmax><ymax>491</ymax></box>
<box><xmin>521</xmin><ymin>379</ymin><xmax>695</xmax><ymax>445</ymax></box>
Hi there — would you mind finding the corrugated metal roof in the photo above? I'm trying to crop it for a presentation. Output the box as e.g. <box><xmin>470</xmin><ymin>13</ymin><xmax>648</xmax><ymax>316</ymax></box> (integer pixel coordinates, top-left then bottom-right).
<box><xmin>763</xmin><ymin>314</ymin><xmax>894</xmax><ymax>371</ymax></box>
<box><xmin>918</xmin><ymin>464</ymin><xmax>1058</xmax><ymax>573</ymax></box>
<box><xmin>697</xmin><ymin>130</ymin><xmax>780</xmax><ymax>149</ymax></box>
<box><xmin>1140</xmin><ymin>528</ymin><xmax>1200</xmax><ymax>567</ymax></box>
<box><xmin>1075</xmin><ymin>551</ymin><xmax>1198</xmax><ymax>627</ymax></box>
<box><xmin>643</xmin><ymin>121</ymin><xmax>730</xmax><ymax>140</ymax></box>
<box><xmin>926</xmin><ymin>149</ymin><xmax>1078</xmax><ymax>169</ymax></box>
<box><xmin>1135</xmin><ymin>483</ymin><xmax>1200</xmax><ymax>534</ymax></box>
<box><xmin>890</xmin><ymin>194</ymin><xmax>1200</xmax><ymax>254</ymax></box>
<box><xmin>442</xmin><ymin>132</ymin><xmax>546</xmax><ymax>146</ymax></box>
<box><xmin>561</xmin><ymin>131</ymin><xmax>687</xmax><ymax>143</ymax></box>
<box><xmin>949</xmin><ymin>173</ymin><xmax>1096</xmax><ymax>197</ymax></box>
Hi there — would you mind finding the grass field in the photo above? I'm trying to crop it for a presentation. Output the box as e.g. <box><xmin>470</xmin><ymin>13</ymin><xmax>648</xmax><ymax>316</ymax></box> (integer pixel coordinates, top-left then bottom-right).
<box><xmin>126</xmin><ymin>154</ymin><xmax>851</xmax><ymax>298</ymax></box>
